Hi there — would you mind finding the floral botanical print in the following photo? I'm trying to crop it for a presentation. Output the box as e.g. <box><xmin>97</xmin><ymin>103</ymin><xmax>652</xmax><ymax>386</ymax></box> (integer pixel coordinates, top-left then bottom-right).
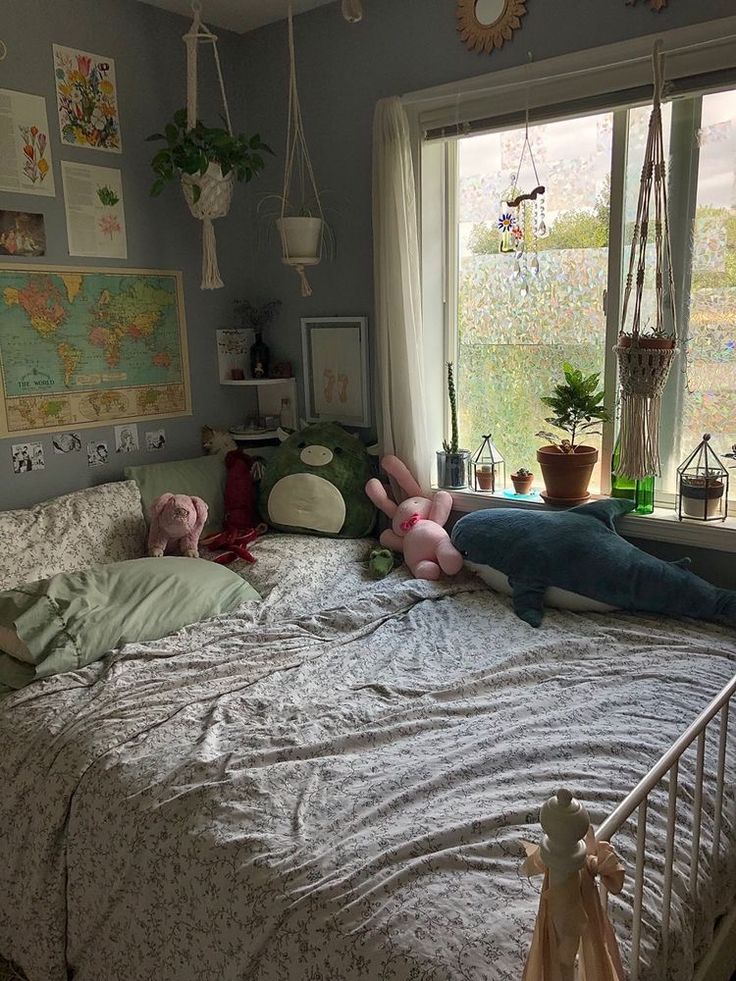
<box><xmin>53</xmin><ymin>45</ymin><xmax>121</xmax><ymax>152</ymax></box>
<box><xmin>0</xmin><ymin>535</ymin><xmax>734</xmax><ymax>981</ymax></box>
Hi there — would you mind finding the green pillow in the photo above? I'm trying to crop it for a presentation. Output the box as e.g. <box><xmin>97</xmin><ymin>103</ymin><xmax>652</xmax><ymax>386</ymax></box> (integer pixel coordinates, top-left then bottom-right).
<box><xmin>124</xmin><ymin>455</ymin><xmax>226</xmax><ymax>533</ymax></box>
<box><xmin>0</xmin><ymin>557</ymin><xmax>259</xmax><ymax>689</ymax></box>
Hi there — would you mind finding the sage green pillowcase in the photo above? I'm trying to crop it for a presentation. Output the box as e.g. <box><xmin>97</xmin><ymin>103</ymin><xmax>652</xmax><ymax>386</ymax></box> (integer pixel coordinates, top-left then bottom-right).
<box><xmin>124</xmin><ymin>455</ymin><xmax>226</xmax><ymax>533</ymax></box>
<box><xmin>0</xmin><ymin>557</ymin><xmax>259</xmax><ymax>690</ymax></box>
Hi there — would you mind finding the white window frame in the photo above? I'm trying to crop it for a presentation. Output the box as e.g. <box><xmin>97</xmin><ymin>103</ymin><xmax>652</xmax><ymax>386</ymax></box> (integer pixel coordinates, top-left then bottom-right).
<box><xmin>405</xmin><ymin>15</ymin><xmax>736</xmax><ymax>551</ymax></box>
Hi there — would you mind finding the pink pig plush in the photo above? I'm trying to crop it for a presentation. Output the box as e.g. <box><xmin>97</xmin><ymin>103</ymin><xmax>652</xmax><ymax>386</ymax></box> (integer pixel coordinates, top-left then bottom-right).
<box><xmin>365</xmin><ymin>455</ymin><xmax>463</xmax><ymax>581</ymax></box>
<box><xmin>148</xmin><ymin>493</ymin><xmax>209</xmax><ymax>559</ymax></box>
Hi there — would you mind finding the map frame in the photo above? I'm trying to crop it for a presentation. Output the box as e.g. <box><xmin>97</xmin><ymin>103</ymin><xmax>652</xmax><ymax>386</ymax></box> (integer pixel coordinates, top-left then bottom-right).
<box><xmin>0</xmin><ymin>263</ymin><xmax>191</xmax><ymax>437</ymax></box>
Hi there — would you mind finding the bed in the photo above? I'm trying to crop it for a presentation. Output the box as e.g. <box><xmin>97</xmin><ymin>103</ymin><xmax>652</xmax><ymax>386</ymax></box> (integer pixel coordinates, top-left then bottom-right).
<box><xmin>1</xmin><ymin>531</ymin><xmax>734</xmax><ymax>981</ymax></box>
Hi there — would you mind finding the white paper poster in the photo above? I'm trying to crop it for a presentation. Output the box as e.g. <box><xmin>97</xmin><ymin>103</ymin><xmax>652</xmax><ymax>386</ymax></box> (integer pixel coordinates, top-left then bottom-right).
<box><xmin>53</xmin><ymin>45</ymin><xmax>122</xmax><ymax>152</ymax></box>
<box><xmin>0</xmin><ymin>89</ymin><xmax>55</xmax><ymax>196</ymax></box>
<box><xmin>61</xmin><ymin>162</ymin><xmax>127</xmax><ymax>259</ymax></box>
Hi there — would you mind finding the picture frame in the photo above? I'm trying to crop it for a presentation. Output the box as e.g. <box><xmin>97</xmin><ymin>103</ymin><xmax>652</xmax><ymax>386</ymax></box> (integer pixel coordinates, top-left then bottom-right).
<box><xmin>301</xmin><ymin>317</ymin><xmax>370</xmax><ymax>428</ymax></box>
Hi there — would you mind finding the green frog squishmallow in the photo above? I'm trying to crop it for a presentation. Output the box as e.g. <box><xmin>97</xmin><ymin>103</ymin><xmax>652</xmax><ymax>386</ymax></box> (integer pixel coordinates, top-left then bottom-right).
<box><xmin>259</xmin><ymin>422</ymin><xmax>376</xmax><ymax>538</ymax></box>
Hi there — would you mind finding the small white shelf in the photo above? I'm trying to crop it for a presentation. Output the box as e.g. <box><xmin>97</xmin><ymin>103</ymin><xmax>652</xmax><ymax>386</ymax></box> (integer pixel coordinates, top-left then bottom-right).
<box><xmin>229</xmin><ymin>430</ymin><xmax>281</xmax><ymax>442</ymax></box>
<box><xmin>221</xmin><ymin>378</ymin><xmax>294</xmax><ymax>387</ymax></box>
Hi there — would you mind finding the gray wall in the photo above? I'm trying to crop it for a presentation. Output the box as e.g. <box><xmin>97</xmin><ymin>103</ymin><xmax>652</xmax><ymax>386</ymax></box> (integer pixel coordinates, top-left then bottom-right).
<box><xmin>239</xmin><ymin>0</ymin><xmax>736</xmax><ymax>409</ymax></box>
<box><xmin>0</xmin><ymin>0</ymin><xmax>264</xmax><ymax>510</ymax></box>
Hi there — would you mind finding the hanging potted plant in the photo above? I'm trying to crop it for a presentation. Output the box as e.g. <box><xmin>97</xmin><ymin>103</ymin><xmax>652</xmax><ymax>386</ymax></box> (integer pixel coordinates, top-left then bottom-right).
<box><xmin>257</xmin><ymin>193</ymin><xmax>335</xmax><ymax>265</ymax></box>
<box><xmin>535</xmin><ymin>363</ymin><xmax>610</xmax><ymax>505</ymax></box>
<box><xmin>146</xmin><ymin>6</ymin><xmax>272</xmax><ymax>290</ymax></box>
<box><xmin>437</xmin><ymin>362</ymin><xmax>471</xmax><ymax>489</ymax></box>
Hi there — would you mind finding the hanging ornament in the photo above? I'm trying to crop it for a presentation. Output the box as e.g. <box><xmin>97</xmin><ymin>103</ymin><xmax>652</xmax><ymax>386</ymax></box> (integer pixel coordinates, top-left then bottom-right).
<box><xmin>614</xmin><ymin>41</ymin><xmax>678</xmax><ymax>479</ymax></box>
<box><xmin>277</xmin><ymin>0</ymin><xmax>327</xmax><ymax>297</ymax></box>
<box><xmin>498</xmin><ymin>101</ymin><xmax>546</xmax><ymax>297</ymax></box>
<box><xmin>181</xmin><ymin>1</ymin><xmax>236</xmax><ymax>289</ymax></box>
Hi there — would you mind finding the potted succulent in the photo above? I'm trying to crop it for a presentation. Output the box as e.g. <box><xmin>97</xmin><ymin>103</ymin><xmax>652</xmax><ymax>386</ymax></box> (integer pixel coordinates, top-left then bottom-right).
<box><xmin>680</xmin><ymin>470</ymin><xmax>725</xmax><ymax>519</ymax></box>
<box><xmin>437</xmin><ymin>362</ymin><xmax>471</xmax><ymax>489</ymax></box>
<box><xmin>536</xmin><ymin>363</ymin><xmax>610</xmax><ymax>505</ymax></box>
<box><xmin>511</xmin><ymin>467</ymin><xmax>534</xmax><ymax>495</ymax></box>
<box><xmin>148</xmin><ymin>109</ymin><xmax>271</xmax><ymax>205</ymax></box>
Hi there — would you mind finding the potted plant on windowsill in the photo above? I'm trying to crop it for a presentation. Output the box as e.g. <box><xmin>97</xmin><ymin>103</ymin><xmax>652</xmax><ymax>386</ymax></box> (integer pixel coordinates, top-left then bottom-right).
<box><xmin>511</xmin><ymin>468</ymin><xmax>534</xmax><ymax>495</ymax></box>
<box><xmin>535</xmin><ymin>362</ymin><xmax>610</xmax><ymax>506</ymax></box>
<box><xmin>680</xmin><ymin>471</ymin><xmax>725</xmax><ymax>519</ymax></box>
<box><xmin>437</xmin><ymin>362</ymin><xmax>470</xmax><ymax>489</ymax></box>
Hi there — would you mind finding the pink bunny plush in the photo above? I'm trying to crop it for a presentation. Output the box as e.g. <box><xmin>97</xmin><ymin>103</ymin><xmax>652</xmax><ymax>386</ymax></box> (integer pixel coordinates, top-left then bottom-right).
<box><xmin>365</xmin><ymin>455</ymin><xmax>464</xmax><ymax>581</ymax></box>
<box><xmin>148</xmin><ymin>493</ymin><xmax>209</xmax><ymax>559</ymax></box>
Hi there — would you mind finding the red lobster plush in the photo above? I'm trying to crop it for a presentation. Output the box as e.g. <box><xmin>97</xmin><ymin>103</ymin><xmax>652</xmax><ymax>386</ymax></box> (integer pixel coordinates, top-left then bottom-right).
<box><xmin>201</xmin><ymin>449</ymin><xmax>267</xmax><ymax>564</ymax></box>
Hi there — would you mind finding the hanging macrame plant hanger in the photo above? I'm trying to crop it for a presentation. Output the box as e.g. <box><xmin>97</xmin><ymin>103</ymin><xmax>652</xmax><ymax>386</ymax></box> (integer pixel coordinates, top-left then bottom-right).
<box><xmin>614</xmin><ymin>40</ymin><xmax>678</xmax><ymax>479</ymax></box>
<box><xmin>278</xmin><ymin>0</ymin><xmax>325</xmax><ymax>297</ymax></box>
<box><xmin>182</xmin><ymin>1</ymin><xmax>234</xmax><ymax>289</ymax></box>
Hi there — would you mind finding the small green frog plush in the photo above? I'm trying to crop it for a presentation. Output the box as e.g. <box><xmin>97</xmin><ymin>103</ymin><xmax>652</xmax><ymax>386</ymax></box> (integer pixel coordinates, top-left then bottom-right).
<box><xmin>260</xmin><ymin>422</ymin><xmax>376</xmax><ymax>538</ymax></box>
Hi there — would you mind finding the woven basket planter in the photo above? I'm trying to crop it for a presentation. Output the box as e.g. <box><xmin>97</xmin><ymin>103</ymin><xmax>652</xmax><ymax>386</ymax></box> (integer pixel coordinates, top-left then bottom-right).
<box><xmin>181</xmin><ymin>163</ymin><xmax>235</xmax><ymax>289</ymax></box>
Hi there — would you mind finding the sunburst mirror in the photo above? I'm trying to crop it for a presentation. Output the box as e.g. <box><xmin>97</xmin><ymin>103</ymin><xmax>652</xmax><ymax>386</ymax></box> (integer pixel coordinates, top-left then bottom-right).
<box><xmin>457</xmin><ymin>0</ymin><xmax>527</xmax><ymax>54</ymax></box>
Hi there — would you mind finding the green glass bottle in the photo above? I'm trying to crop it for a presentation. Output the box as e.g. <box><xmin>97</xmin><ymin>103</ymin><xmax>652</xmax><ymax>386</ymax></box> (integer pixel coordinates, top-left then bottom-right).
<box><xmin>611</xmin><ymin>437</ymin><xmax>655</xmax><ymax>515</ymax></box>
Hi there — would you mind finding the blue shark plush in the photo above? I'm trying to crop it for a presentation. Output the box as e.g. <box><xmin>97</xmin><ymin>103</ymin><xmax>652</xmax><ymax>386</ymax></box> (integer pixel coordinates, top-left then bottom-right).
<box><xmin>451</xmin><ymin>498</ymin><xmax>736</xmax><ymax>628</ymax></box>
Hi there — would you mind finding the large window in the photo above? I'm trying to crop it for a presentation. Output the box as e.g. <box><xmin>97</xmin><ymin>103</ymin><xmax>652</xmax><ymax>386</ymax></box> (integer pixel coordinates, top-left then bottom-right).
<box><xmin>450</xmin><ymin>88</ymin><xmax>736</xmax><ymax>500</ymax></box>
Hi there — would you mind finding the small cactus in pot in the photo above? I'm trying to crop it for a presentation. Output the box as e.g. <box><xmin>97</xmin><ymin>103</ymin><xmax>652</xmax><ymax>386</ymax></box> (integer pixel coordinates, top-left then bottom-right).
<box><xmin>511</xmin><ymin>467</ymin><xmax>534</xmax><ymax>495</ymax></box>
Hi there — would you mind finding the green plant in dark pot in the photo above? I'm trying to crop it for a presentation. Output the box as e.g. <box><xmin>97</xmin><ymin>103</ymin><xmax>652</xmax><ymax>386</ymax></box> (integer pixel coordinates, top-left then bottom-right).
<box><xmin>437</xmin><ymin>362</ymin><xmax>470</xmax><ymax>490</ymax></box>
<box><xmin>535</xmin><ymin>362</ymin><xmax>610</xmax><ymax>505</ymax></box>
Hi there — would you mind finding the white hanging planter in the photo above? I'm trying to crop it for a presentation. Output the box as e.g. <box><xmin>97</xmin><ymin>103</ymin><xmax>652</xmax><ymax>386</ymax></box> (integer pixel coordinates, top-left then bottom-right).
<box><xmin>277</xmin><ymin>216</ymin><xmax>322</xmax><ymax>263</ymax></box>
<box><xmin>180</xmin><ymin>163</ymin><xmax>235</xmax><ymax>290</ymax></box>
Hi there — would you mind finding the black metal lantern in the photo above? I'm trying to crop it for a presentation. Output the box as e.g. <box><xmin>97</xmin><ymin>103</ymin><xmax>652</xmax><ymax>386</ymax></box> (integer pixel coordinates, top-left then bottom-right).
<box><xmin>472</xmin><ymin>434</ymin><xmax>505</xmax><ymax>493</ymax></box>
<box><xmin>676</xmin><ymin>434</ymin><xmax>729</xmax><ymax>522</ymax></box>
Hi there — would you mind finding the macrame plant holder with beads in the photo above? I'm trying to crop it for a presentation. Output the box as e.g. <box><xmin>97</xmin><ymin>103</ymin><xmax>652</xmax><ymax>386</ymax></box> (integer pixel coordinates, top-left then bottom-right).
<box><xmin>614</xmin><ymin>41</ymin><xmax>678</xmax><ymax>479</ymax></box>
<box><xmin>182</xmin><ymin>1</ymin><xmax>235</xmax><ymax>289</ymax></box>
<box><xmin>277</xmin><ymin>0</ymin><xmax>326</xmax><ymax>297</ymax></box>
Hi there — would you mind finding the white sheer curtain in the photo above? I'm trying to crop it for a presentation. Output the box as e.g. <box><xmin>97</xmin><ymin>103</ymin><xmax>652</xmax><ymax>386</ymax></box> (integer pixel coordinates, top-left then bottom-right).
<box><xmin>372</xmin><ymin>96</ymin><xmax>431</xmax><ymax>491</ymax></box>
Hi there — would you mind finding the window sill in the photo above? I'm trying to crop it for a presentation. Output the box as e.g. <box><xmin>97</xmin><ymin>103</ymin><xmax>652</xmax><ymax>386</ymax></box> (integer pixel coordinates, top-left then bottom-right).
<box><xmin>449</xmin><ymin>489</ymin><xmax>736</xmax><ymax>554</ymax></box>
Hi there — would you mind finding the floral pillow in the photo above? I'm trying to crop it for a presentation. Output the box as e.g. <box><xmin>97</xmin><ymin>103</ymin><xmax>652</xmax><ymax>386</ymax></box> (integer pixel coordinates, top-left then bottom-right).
<box><xmin>0</xmin><ymin>480</ymin><xmax>146</xmax><ymax>590</ymax></box>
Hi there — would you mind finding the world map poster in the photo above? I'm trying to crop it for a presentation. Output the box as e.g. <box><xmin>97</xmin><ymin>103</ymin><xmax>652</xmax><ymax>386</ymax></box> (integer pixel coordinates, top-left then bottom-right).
<box><xmin>0</xmin><ymin>265</ymin><xmax>191</xmax><ymax>436</ymax></box>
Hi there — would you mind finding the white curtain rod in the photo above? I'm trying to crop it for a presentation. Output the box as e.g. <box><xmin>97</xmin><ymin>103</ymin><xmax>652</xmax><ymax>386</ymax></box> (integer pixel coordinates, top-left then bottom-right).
<box><xmin>402</xmin><ymin>30</ymin><xmax>736</xmax><ymax>107</ymax></box>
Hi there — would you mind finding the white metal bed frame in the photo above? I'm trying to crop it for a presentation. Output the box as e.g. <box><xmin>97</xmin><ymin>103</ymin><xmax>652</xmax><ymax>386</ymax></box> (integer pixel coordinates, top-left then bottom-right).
<box><xmin>531</xmin><ymin>673</ymin><xmax>736</xmax><ymax>981</ymax></box>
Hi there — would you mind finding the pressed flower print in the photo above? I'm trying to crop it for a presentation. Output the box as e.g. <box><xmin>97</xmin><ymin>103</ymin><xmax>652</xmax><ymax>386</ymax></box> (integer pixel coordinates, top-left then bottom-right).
<box><xmin>53</xmin><ymin>44</ymin><xmax>122</xmax><ymax>152</ymax></box>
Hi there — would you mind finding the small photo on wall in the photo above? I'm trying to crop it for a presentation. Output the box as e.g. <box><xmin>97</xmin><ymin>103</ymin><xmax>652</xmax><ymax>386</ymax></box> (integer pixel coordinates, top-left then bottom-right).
<box><xmin>12</xmin><ymin>442</ymin><xmax>45</xmax><ymax>474</ymax></box>
<box><xmin>86</xmin><ymin>440</ymin><xmax>109</xmax><ymax>467</ymax></box>
<box><xmin>114</xmin><ymin>424</ymin><xmax>139</xmax><ymax>453</ymax></box>
<box><xmin>52</xmin><ymin>431</ymin><xmax>82</xmax><ymax>454</ymax></box>
<box><xmin>0</xmin><ymin>210</ymin><xmax>46</xmax><ymax>256</ymax></box>
<box><xmin>145</xmin><ymin>429</ymin><xmax>166</xmax><ymax>451</ymax></box>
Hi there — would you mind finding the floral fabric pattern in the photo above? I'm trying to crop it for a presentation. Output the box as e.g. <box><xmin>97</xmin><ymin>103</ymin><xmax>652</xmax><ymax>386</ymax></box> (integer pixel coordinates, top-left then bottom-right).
<box><xmin>0</xmin><ymin>480</ymin><xmax>146</xmax><ymax>590</ymax></box>
<box><xmin>0</xmin><ymin>533</ymin><xmax>734</xmax><ymax>981</ymax></box>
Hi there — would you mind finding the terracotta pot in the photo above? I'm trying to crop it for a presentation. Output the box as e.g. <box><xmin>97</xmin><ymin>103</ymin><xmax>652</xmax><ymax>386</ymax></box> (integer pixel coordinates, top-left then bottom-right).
<box><xmin>617</xmin><ymin>333</ymin><xmax>676</xmax><ymax>351</ymax></box>
<box><xmin>476</xmin><ymin>465</ymin><xmax>495</xmax><ymax>492</ymax></box>
<box><xmin>511</xmin><ymin>473</ymin><xmax>534</xmax><ymax>495</ymax></box>
<box><xmin>536</xmin><ymin>444</ymin><xmax>598</xmax><ymax>505</ymax></box>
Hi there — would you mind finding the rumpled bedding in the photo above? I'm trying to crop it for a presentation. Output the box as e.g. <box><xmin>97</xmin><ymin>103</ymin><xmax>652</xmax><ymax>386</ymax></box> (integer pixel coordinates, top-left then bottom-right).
<box><xmin>0</xmin><ymin>534</ymin><xmax>734</xmax><ymax>981</ymax></box>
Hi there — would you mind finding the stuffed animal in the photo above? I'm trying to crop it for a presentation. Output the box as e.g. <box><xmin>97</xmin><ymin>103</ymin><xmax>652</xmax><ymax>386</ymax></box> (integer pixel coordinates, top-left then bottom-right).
<box><xmin>201</xmin><ymin>449</ymin><xmax>267</xmax><ymax>564</ymax></box>
<box><xmin>259</xmin><ymin>422</ymin><xmax>376</xmax><ymax>538</ymax></box>
<box><xmin>148</xmin><ymin>493</ymin><xmax>209</xmax><ymax>559</ymax></box>
<box><xmin>451</xmin><ymin>498</ymin><xmax>736</xmax><ymax>628</ymax></box>
<box><xmin>365</xmin><ymin>455</ymin><xmax>463</xmax><ymax>581</ymax></box>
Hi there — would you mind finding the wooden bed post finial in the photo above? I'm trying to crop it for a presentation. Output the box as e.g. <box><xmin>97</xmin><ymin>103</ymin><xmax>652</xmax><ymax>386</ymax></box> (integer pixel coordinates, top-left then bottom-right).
<box><xmin>539</xmin><ymin>788</ymin><xmax>590</xmax><ymax>885</ymax></box>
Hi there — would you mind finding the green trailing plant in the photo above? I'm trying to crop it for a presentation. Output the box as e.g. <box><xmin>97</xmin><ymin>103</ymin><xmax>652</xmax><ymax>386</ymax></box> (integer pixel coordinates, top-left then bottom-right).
<box><xmin>442</xmin><ymin>362</ymin><xmax>459</xmax><ymax>454</ymax></box>
<box><xmin>147</xmin><ymin>108</ymin><xmax>272</xmax><ymax>203</ymax></box>
<box><xmin>536</xmin><ymin>362</ymin><xmax>610</xmax><ymax>452</ymax></box>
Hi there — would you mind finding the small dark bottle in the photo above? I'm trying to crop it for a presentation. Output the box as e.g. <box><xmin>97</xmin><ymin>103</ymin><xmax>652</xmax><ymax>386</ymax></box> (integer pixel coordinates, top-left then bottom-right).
<box><xmin>250</xmin><ymin>331</ymin><xmax>270</xmax><ymax>379</ymax></box>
